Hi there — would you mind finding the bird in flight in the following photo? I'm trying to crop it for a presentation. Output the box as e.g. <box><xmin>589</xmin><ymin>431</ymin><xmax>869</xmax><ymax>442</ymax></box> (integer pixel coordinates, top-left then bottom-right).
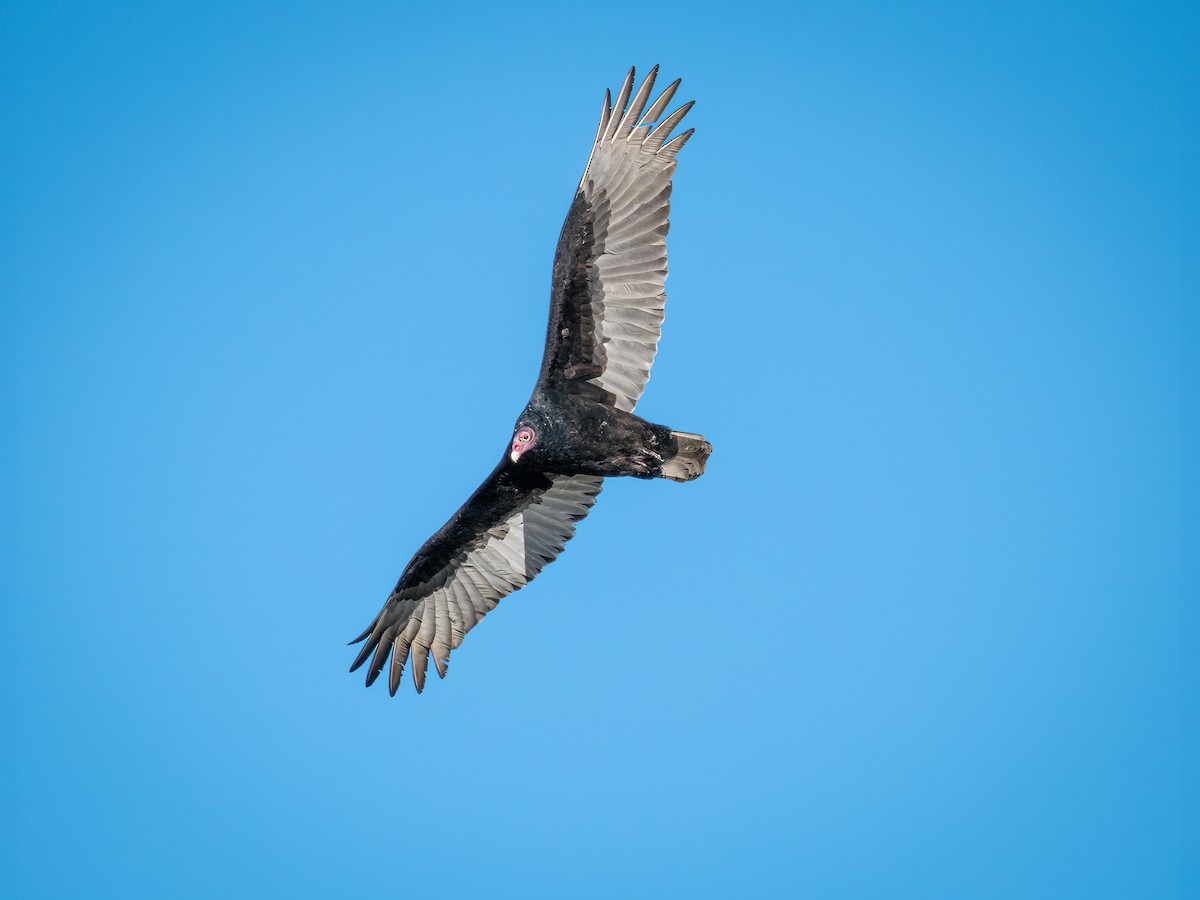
<box><xmin>349</xmin><ymin>66</ymin><xmax>711</xmax><ymax>695</ymax></box>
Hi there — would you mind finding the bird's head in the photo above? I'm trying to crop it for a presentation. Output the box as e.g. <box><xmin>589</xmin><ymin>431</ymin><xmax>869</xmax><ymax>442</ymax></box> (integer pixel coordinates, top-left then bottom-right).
<box><xmin>510</xmin><ymin>403</ymin><xmax>558</xmax><ymax>465</ymax></box>
<box><xmin>510</xmin><ymin>424</ymin><xmax>537</xmax><ymax>463</ymax></box>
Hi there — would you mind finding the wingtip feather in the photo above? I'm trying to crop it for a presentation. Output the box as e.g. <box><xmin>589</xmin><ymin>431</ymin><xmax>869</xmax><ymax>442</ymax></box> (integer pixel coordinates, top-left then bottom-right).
<box><xmin>433</xmin><ymin>646</ymin><xmax>450</xmax><ymax>679</ymax></box>
<box><xmin>388</xmin><ymin>661</ymin><xmax>403</xmax><ymax>696</ymax></box>
<box><xmin>640</xmin><ymin>77</ymin><xmax>682</xmax><ymax>127</ymax></box>
<box><xmin>659</xmin><ymin>127</ymin><xmax>696</xmax><ymax>158</ymax></box>
<box><xmin>648</xmin><ymin>100</ymin><xmax>695</xmax><ymax>149</ymax></box>
<box><xmin>618</xmin><ymin>65</ymin><xmax>659</xmax><ymax>142</ymax></box>
<box><xmin>412</xmin><ymin>646</ymin><xmax>430</xmax><ymax>693</ymax></box>
<box><xmin>603</xmin><ymin>67</ymin><xmax>636</xmax><ymax>142</ymax></box>
<box><xmin>349</xmin><ymin>638</ymin><xmax>376</xmax><ymax>673</ymax></box>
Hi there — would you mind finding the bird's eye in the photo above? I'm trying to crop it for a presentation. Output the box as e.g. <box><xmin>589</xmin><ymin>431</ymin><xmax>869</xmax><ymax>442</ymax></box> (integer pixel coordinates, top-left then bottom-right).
<box><xmin>518</xmin><ymin>430</ymin><xmax>532</xmax><ymax>443</ymax></box>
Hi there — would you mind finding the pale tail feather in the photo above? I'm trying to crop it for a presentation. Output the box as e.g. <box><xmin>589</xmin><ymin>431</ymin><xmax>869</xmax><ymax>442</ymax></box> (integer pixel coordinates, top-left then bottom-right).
<box><xmin>660</xmin><ymin>431</ymin><xmax>711</xmax><ymax>482</ymax></box>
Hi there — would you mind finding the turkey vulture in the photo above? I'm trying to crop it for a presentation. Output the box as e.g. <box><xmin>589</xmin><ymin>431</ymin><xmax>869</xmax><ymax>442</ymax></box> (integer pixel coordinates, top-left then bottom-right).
<box><xmin>349</xmin><ymin>66</ymin><xmax>711</xmax><ymax>695</ymax></box>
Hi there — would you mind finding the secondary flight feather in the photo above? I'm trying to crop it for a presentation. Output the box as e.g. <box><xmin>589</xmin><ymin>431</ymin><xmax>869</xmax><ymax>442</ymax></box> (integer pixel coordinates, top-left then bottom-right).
<box><xmin>349</xmin><ymin>66</ymin><xmax>711</xmax><ymax>695</ymax></box>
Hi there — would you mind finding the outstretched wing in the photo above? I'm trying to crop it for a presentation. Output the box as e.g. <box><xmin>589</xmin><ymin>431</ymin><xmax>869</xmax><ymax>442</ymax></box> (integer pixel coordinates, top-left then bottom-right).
<box><xmin>538</xmin><ymin>65</ymin><xmax>694</xmax><ymax>412</ymax></box>
<box><xmin>350</xmin><ymin>464</ymin><xmax>602</xmax><ymax>694</ymax></box>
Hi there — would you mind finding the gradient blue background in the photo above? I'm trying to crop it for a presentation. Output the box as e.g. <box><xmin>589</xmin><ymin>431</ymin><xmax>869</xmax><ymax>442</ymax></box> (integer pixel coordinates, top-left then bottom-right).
<box><xmin>3</xmin><ymin>2</ymin><xmax>1195</xmax><ymax>896</ymax></box>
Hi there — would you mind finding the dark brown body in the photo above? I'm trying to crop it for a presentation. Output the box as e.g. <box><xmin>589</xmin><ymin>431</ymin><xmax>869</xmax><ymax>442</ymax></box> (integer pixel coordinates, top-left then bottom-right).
<box><xmin>517</xmin><ymin>385</ymin><xmax>679</xmax><ymax>479</ymax></box>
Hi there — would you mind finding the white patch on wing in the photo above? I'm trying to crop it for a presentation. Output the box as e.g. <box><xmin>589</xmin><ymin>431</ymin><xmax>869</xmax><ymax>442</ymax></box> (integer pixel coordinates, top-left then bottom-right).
<box><xmin>495</xmin><ymin>511</ymin><xmax>527</xmax><ymax>581</ymax></box>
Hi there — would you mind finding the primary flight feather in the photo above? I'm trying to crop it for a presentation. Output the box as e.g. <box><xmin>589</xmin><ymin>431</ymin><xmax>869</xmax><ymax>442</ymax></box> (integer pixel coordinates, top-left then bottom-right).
<box><xmin>349</xmin><ymin>66</ymin><xmax>711</xmax><ymax>695</ymax></box>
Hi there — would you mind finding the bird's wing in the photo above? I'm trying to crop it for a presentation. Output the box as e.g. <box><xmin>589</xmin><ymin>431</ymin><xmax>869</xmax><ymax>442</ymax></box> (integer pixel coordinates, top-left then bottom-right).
<box><xmin>538</xmin><ymin>65</ymin><xmax>694</xmax><ymax>412</ymax></box>
<box><xmin>349</xmin><ymin>464</ymin><xmax>603</xmax><ymax>694</ymax></box>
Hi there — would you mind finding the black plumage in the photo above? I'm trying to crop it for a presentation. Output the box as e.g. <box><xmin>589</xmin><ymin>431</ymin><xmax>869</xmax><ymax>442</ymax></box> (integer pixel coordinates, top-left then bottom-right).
<box><xmin>349</xmin><ymin>66</ymin><xmax>711</xmax><ymax>695</ymax></box>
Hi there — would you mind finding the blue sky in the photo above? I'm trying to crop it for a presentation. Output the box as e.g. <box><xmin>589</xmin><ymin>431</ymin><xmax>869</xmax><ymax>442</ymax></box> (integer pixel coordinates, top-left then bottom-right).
<box><xmin>2</xmin><ymin>1</ymin><xmax>1195</xmax><ymax>896</ymax></box>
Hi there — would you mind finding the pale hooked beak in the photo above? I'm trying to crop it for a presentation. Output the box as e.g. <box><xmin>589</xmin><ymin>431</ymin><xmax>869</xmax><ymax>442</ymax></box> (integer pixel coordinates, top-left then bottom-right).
<box><xmin>510</xmin><ymin>437</ymin><xmax>524</xmax><ymax>464</ymax></box>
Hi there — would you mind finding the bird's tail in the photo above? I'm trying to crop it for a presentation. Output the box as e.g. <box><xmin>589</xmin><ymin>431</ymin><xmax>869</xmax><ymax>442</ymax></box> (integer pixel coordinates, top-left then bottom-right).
<box><xmin>659</xmin><ymin>431</ymin><xmax>712</xmax><ymax>482</ymax></box>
